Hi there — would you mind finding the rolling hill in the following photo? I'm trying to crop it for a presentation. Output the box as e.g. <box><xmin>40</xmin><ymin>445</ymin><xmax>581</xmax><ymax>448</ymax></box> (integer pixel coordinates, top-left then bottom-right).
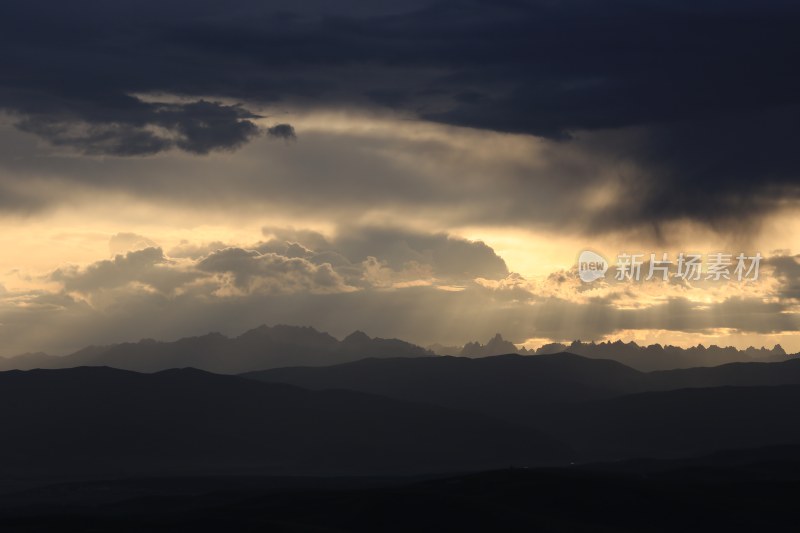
<box><xmin>244</xmin><ymin>353</ymin><xmax>644</xmax><ymax>423</ymax></box>
<box><xmin>0</xmin><ymin>366</ymin><xmax>570</xmax><ymax>481</ymax></box>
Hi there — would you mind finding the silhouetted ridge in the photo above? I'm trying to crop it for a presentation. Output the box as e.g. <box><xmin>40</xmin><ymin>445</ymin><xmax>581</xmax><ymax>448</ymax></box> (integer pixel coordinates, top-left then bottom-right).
<box><xmin>0</xmin><ymin>325</ymin><xmax>433</xmax><ymax>374</ymax></box>
<box><xmin>429</xmin><ymin>334</ymin><xmax>791</xmax><ymax>370</ymax></box>
<box><xmin>460</xmin><ymin>333</ymin><xmax>520</xmax><ymax>357</ymax></box>
<box><xmin>245</xmin><ymin>352</ymin><xmax>645</xmax><ymax>424</ymax></box>
<box><xmin>245</xmin><ymin>352</ymin><xmax>800</xmax><ymax>434</ymax></box>
<box><xmin>644</xmin><ymin>358</ymin><xmax>800</xmax><ymax>389</ymax></box>
<box><xmin>0</xmin><ymin>366</ymin><xmax>570</xmax><ymax>480</ymax></box>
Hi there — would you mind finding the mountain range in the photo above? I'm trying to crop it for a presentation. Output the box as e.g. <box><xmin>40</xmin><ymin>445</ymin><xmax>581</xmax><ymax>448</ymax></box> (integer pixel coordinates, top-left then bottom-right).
<box><xmin>0</xmin><ymin>325</ymin><xmax>431</xmax><ymax>374</ymax></box>
<box><xmin>431</xmin><ymin>334</ymin><xmax>790</xmax><ymax>371</ymax></box>
<box><xmin>2</xmin><ymin>332</ymin><xmax>800</xmax><ymax>510</ymax></box>
<box><xmin>2</xmin><ymin>325</ymin><xmax>792</xmax><ymax>374</ymax></box>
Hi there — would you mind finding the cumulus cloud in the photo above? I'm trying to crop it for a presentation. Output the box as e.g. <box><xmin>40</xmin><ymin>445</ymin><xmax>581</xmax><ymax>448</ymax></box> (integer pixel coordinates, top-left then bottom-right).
<box><xmin>50</xmin><ymin>247</ymin><xmax>199</xmax><ymax>295</ymax></box>
<box><xmin>0</xmin><ymin>225</ymin><xmax>796</xmax><ymax>357</ymax></box>
<box><xmin>261</xmin><ymin>226</ymin><xmax>509</xmax><ymax>282</ymax></box>
<box><xmin>0</xmin><ymin>226</ymin><xmax>515</xmax><ymax>354</ymax></box>
<box><xmin>196</xmin><ymin>247</ymin><xmax>352</xmax><ymax>294</ymax></box>
<box><xmin>4</xmin><ymin>268</ymin><xmax>798</xmax><ymax>359</ymax></box>
<box><xmin>109</xmin><ymin>233</ymin><xmax>158</xmax><ymax>256</ymax></box>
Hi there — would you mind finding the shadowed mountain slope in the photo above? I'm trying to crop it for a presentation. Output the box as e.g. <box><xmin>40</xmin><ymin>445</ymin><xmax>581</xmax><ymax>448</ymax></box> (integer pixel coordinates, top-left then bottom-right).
<box><xmin>0</xmin><ymin>366</ymin><xmax>570</xmax><ymax>481</ymax></box>
<box><xmin>244</xmin><ymin>353</ymin><xmax>645</xmax><ymax>423</ymax></box>
<box><xmin>245</xmin><ymin>353</ymin><xmax>800</xmax><ymax>442</ymax></box>
<box><xmin>644</xmin><ymin>358</ymin><xmax>800</xmax><ymax>389</ymax></box>
<box><xmin>535</xmin><ymin>385</ymin><xmax>800</xmax><ymax>461</ymax></box>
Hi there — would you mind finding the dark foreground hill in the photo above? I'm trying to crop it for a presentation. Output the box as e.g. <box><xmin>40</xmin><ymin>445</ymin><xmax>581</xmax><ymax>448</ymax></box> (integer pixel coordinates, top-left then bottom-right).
<box><xmin>0</xmin><ymin>325</ymin><xmax>431</xmax><ymax>374</ymax></box>
<box><xmin>535</xmin><ymin>385</ymin><xmax>800</xmax><ymax>460</ymax></box>
<box><xmin>644</xmin><ymin>357</ymin><xmax>800</xmax><ymax>389</ymax></box>
<box><xmin>244</xmin><ymin>353</ymin><xmax>645</xmax><ymax>422</ymax></box>
<box><xmin>0</xmin><ymin>366</ymin><xmax>569</xmax><ymax>482</ymax></box>
<box><xmin>2</xmin><ymin>445</ymin><xmax>799</xmax><ymax>532</ymax></box>
<box><xmin>246</xmin><ymin>354</ymin><xmax>800</xmax><ymax>460</ymax></box>
<box><xmin>245</xmin><ymin>353</ymin><xmax>800</xmax><ymax>422</ymax></box>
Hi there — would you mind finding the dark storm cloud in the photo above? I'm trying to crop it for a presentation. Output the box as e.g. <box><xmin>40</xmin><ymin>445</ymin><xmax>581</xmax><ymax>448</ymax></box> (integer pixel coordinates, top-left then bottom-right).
<box><xmin>14</xmin><ymin>98</ymin><xmax>263</xmax><ymax>155</ymax></box>
<box><xmin>765</xmin><ymin>254</ymin><xmax>800</xmax><ymax>300</ymax></box>
<box><xmin>1</xmin><ymin>0</ymin><xmax>799</xmax><ymax>224</ymax></box>
<box><xmin>267</xmin><ymin>124</ymin><xmax>297</xmax><ymax>140</ymax></box>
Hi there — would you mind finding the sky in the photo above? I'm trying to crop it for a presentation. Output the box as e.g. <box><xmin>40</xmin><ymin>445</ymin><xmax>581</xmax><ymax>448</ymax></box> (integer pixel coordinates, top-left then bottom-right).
<box><xmin>1</xmin><ymin>0</ymin><xmax>800</xmax><ymax>357</ymax></box>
